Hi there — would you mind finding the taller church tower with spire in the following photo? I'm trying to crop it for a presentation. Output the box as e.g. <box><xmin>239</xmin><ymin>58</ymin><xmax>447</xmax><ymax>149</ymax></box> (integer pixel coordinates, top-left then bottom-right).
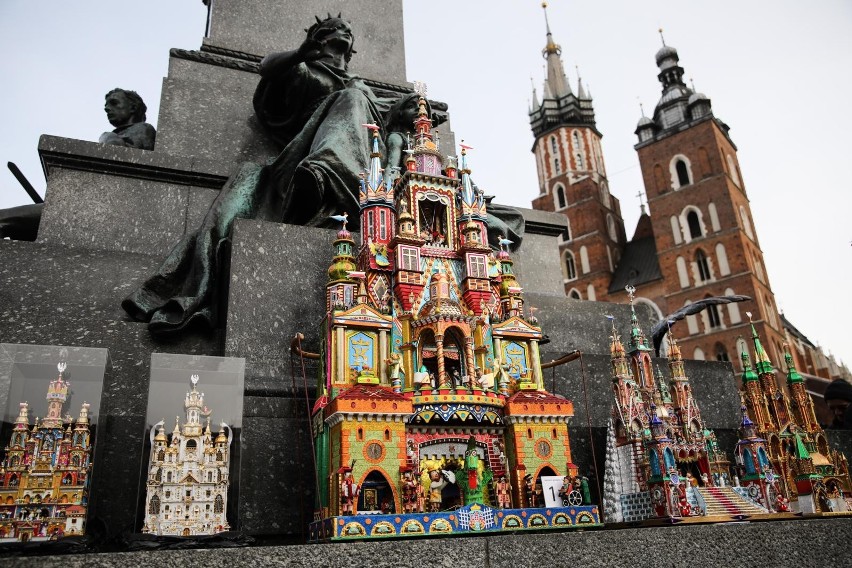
<box><xmin>529</xmin><ymin>15</ymin><xmax>787</xmax><ymax>370</ymax></box>
<box><xmin>529</xmin><ymin>2</ymin><xmax>626</xmax><ymax>302</ymax></box>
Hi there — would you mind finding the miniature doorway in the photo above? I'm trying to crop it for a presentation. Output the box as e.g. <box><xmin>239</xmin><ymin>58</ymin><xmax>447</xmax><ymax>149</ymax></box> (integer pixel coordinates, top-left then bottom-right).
<box><xmin>359</xmin><ymin>470</ymin><xmax>395</xmax><ymax>514</ymax></box>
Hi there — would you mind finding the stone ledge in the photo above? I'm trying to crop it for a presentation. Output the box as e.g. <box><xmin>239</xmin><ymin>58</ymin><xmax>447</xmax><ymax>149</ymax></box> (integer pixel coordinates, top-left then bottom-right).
<box><xmin>38</xmin><ymin>135</ymin><xmax>230</xmax><ymax>186</ymax></box>
<box><xmin>3</xmin><ymin>518</ymin><xmax>848</xmax><ymax>567</ymax></box>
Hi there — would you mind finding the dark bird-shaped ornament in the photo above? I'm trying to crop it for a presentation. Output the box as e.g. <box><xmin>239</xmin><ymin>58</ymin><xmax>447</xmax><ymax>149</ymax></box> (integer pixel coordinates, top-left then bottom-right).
<box><xmin>650</xmin><ymin>295</ymin><xmax>751</xmax><ymax>356</ymax></box>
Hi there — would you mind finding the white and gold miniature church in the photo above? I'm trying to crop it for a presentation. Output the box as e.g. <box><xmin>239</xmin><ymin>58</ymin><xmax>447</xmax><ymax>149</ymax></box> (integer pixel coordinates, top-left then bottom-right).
<box><xmin>142</xmin><ymin>374</ymin><xmax>232</xmax><ymax>536</ymax></box>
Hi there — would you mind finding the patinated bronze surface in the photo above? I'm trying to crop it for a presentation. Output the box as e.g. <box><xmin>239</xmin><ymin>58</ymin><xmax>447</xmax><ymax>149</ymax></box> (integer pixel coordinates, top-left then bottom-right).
<box><xmin>98</xmin><ymin>88</ymin><xmax>157</xmax><ymax>150</ymax></box>
<box><xmin>122</xmin><ymin>16</ymin><xmax>523</xmax><ymax>337</ymax></box>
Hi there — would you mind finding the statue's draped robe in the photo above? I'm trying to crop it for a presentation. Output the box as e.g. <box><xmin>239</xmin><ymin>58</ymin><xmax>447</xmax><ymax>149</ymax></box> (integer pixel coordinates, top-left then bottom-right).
<box><xmin>122</xmin><ymin>61</ymin><xmax>524</xmax><ymax>336</ymax></box>
<box><xmin>123</xmin><ymin>61</ymin><xmax>388</xmax><ymax>335</ymax></box>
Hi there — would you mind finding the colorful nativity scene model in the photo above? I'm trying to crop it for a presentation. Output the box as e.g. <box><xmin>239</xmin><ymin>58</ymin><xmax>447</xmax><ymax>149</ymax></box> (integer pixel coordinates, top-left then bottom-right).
<box><xmin>602</xmin><ymin>293</ymin><xmax>851</xmax><ymax>524</ymax></box>
<box><xmin>0</xmin><ymin>362</ymin><xmax>94</xmax><ymax>542</ymax></box>
<box><xmin>307</xmin><ymin>93</ymin><xmax>600</xmax><ymax>541</ymax></box>
<box><xmin>142</xmin><ymin>374</ymin><xmax>233</xmax><ymax>536</ymax></box>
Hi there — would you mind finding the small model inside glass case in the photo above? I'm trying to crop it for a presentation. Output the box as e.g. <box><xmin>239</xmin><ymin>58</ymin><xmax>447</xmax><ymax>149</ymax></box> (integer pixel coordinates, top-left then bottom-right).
<box><xmin>138</xmin><ymin>353</ymin><xmax>244</xmax><ymax>537</ymax></box>
<box><xmin>0</xmin><ymin>344</ymin><xmax>108</xmax><ymax>542</ymax></box>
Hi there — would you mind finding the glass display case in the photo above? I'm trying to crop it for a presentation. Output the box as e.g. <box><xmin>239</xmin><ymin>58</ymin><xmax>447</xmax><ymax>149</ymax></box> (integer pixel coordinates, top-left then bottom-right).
<box><xmin>0</xmin><ymin>344</ymin><xmax>109</xmax><ymax>542</ymax></box>
<box><xmin>136</xmin><ymin>353</ymin><xmax>244</xmax><ymax>537</ymax></box>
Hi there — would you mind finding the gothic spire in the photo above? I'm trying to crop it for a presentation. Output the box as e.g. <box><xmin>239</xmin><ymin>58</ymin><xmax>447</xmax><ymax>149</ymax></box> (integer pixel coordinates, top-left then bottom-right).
<box><xmin>540</xmin><ymin>2</ymin><xmax>572</xmax><ymax>99</ymax></box>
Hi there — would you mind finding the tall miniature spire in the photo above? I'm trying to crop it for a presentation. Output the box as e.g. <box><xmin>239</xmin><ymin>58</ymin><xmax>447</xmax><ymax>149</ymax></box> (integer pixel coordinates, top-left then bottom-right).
<box><xmin>746</xmin><ymin>312</ymin><xmax>773</xmax><ymax>375</ymax></box>
<box><xmin>625</xmin><ymin>285</ymin><xmax>651</xmax><ymax>354</ymax></box>
<box><xmin>540</xmin><ymin>2</ymin><xmax>572</xmax><ymax>99</ymax></box>
<box><xmin>739</xmin><ymin>339</ymin><xmax>759</xmax><ymax>384</ymax></box>
<box><xmin>783</xmin><ymin>343</ymin><xmax>803</xmax><ymax>384</ymax></box>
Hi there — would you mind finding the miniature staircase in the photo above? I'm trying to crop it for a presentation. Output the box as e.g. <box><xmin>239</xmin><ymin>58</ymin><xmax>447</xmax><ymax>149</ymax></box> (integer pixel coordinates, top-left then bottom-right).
<box><xmin>697</xmin><ymin>486</ymin><xmax>767</xmax><ymax>516</ymax></box>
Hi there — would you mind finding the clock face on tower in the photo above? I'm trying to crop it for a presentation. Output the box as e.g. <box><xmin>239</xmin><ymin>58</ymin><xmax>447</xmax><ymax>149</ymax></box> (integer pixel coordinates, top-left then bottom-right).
<box><xmin>535</xmin><ymin>439</ymin><xmax>552</xmax><ymax>458</ymax></box>
<box><xmin>366</xmin><ymin>442</ymin><xmax>384</xmax><ymax>461</ymax></box>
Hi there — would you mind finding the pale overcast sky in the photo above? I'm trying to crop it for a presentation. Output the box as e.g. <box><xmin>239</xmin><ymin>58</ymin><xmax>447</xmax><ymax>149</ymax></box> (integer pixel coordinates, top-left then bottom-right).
<box><xmin>1</xmin><ymin>1</ymin><xmax>850</xmax><ymax>368</ymax></box>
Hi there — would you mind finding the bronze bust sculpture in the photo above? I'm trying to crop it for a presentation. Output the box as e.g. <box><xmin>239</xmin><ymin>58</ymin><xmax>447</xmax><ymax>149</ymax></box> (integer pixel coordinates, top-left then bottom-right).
<box><xmin>98</xmin><ymin>88</ymin><xmax>156</xmax><ymax>150</ymax></box>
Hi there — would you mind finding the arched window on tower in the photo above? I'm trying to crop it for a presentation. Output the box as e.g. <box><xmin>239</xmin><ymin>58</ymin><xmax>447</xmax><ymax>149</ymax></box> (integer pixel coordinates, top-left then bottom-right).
<box><xmin>568</xmin><ymin>288</ymin><xmax>582</xmax><ymax>300</ymax></box>
<box><xmin>715</xmin><ymin>343</ymin><xmax>730</xmax><ymax>362</ymax></box>
<box><xmin>550</xmin><ymin>136</ymin><xmax>561</xmax><ymax>175</ymax></box>
<box><xmin>695</xmin><ymin>250</ymin><xmax>711</xmax><ymax>282</ymax></box>
<box><xmin>727</xmin><ymin>154</ymin><xmax>741</xmax><ymax>186</ymax></box>
<box><xmin>707</xmin><ymin>301</ymin><xmax>722</xmax><ymax>329</ymax></box>
<box><xmin>554</xmin><ymin>184</ymin><xmax>566</xmax><ymax>209</ymax></box>
<box><xmin>607</xmin><ymin>214</ymin><xmax>618</xmax><ymax>242</ymax></box>
<box><xmin>670</xmin><ymin>155</ymin><xmax>693</xmax><ymax>189</ymax></box>
<box><xmin>740</xmin><ymin>206</ymin><xmax>754</xmax><ymax>239</ymax></box>
<box><xmin>214</xmin><ymin>494</ymin><xmax>224</xmax><ymax>514</ymax></box>
<box><xmin>149</xmin><ymin>495</ymin><xmax>160</xmax><ymax>515</ymax></box>
<box><xmin>572</xmin><ymin>130</ymin><xmax>586</xmax><ymax>170</ymax></box>
<box><xmin>686</xmin><ymin>210</ymin><xmax>702</xmax><ymax>239</ymax></box>
<box><xmin>564</xmin><ymin>250</ymin><xmax>577</xmax><ymax>281</ymax></box>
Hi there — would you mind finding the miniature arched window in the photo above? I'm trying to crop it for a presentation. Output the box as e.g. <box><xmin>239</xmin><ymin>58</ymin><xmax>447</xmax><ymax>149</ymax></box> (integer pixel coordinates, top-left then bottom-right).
<box><xmin>607</xmin><ymin>214</ymin><xmax>618</xmax><ymax>242</ymax></box>
<box><xmin>654</xmin><ymin>164</ymin><xmax>666</xmax><ymax>193</ymax></box>
<box><xmin>568</xmin><ymin>288</ymin><xmax>582</xmax><ymax>300</ymax></box>
<box><xmin>384</xmin><ymin>429</ymin><xmax>391</xmax><ymax>441</ymax></box>
<box><xmin>695</xmin><ymin>250</ymin><xmax>711</xmax><ymax>282</ymax></box>
<box><xmin>715</xmin><ymin>244</ymin><xmax>730</xmax><ymax>276</ymax></box>
<box><xmin>676</xmin><ymin>257</ymin><xmax>690</xmax><ymax>289</ymax></box>
<box><xmin>707</xmin><ymin>202</ymin><xmax>720</xmax><ymax>232</ymax></box>
<box><xmin>555</xmin><ymin>184</ymin><xmax>567</xmax><ymax>209</ymax></box>
<box><xmin>149</xmin><ymin>495</ymin><xmax>160</xmax><ymax>515</ymax></box>
<box><xmin>157</xmin><ymin>449</ymin><xmax>165</xmax><ymax>462</ymax></box>
<box><xmin>214</xmin><ymin>495</ymin><xmax>224</xmax><ymax>513</ymax></box>
<box><xmin>686</xmin><ymin>211</ymin><xmax>702</xmax><ymax>239</ymax></box>
<box><xmin>166</xmin><ymin>471</ymin><xmax>172</xmax><ymax>483</ymax></box>
<box><xmin>739</xmin><ymin>206</ymin><xmax>754</xmax><ymax>239</ymax></box>
<box><xmin>727</xmin><ymin>154</ymin><xmax>741</xmax><ymax>186</ymax></box>
<box><xmin>664</xmin><ymin>448</ymin><xmax>676</xmax><ymax>471</ymax></box>
<box><xmin>579</xmin><ymin>246</ymin><xmax>590</xmax><ymax>274</ymax></box>
<box><xmin>650</xmin><ymin>450</ymin><xmax>662</xmax><ymax>476</ymax></box>
<box><xmin>155</xmin><ymin>469</ymin><xmax>162</xmax><ymax>482</ymax></box>
<box><xmin>216</xmin><ymin>450</ymin><xmax>223</xmax><ymax>461</ymax></box>
<box><xmin>715</xmin><ymin>343</ymin><xmax>730</xmax><ymax>362</ymax></box>
<box><xmin>208</xmin><ymin>471</ymin><xmax>213</xmax><ymax>482</ymax></box>
<box><xmin>743</xmin><ymin>449</ymin><xmax>756</xmax><ymax>475</ymax></box>
<box><xmin>357</xmin><ymin>428</ymin><xmax>364</xmax><ymax>441</ymax></box>
<box><xmin>552</xmin><ymin>428</ymin><xmax>558</xmax><ymax>439</ymax></box>
<box><xmin>550</xmin><ymin>136</ymin><xmax>561</xmax><ymax>175</ymax></box>
<box><xmin>564</xmin><ymin>250</ymin><xmax>577</xmax><ymax>281</ymax></box>
<box><xmin>670</xmin><ymin>216</ymin><xmax>682</xmax><ymax>245</ymax></box>
<box><xmin>693</xmin><ymin>347</ymin><xmax>705</xmax><ymax>360</ymax></box>
<box><xmin>527</xmin><ymin>428</ymin><xmax>533</xmax><ymax>439</ymax></box>
<box><xmin>757</xmin><ymin>447</ymin><xmax>770</xmax><ymax>469</ymax></box>
<box><xmin>186</xmin><ymin>440</ymin><xmax>197</xmax><ymax>451</ymax></box>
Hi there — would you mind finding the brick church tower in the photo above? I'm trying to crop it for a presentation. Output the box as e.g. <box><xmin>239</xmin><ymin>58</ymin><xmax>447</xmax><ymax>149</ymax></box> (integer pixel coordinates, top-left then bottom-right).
<box><xmin>529</xmin><ymin>3</ymin><xmax>626</xmax><ymax>302</ymax></box>
<box><xmin>629</xmin><ymin>37</ymin><xmax>786</xmax><ymax>365</ymax></box>
<box><xmin>529</xmin><ymin>18</ymin><xmax>787</xmax><ymax>369</ymax></box>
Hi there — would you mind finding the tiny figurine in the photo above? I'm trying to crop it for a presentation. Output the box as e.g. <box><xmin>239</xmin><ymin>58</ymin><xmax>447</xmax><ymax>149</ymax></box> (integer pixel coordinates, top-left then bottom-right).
<box><xmin>340</xmin><ymin>468</ymin><xmax>360</xmax><ymax>515</ymax></box>
<box><xmin>495</xmin><ymin>475</ymin><xmax>511</xmax><ymax>509</ymax></box>
<box><xmin>386</xmin><ymin>352</ymin><xmax>403</xmax><ymax>393</ymax></box>
<box><xmin>428</xmin><ymin>468</ymin><xmax>451</xmax><ymax>512</ymax></box>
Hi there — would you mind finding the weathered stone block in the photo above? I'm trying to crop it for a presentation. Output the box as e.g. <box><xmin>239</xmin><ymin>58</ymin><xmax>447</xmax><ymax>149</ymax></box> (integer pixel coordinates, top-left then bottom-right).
<box><xmin>204</xmin><ymin>0</ymin><xmax>407</xmax><ymax>85</ymax></box>
<box><xmin>36</xmin><ymin>136</ymin><xmax>228</xmax><ymax>255</ymax></box>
